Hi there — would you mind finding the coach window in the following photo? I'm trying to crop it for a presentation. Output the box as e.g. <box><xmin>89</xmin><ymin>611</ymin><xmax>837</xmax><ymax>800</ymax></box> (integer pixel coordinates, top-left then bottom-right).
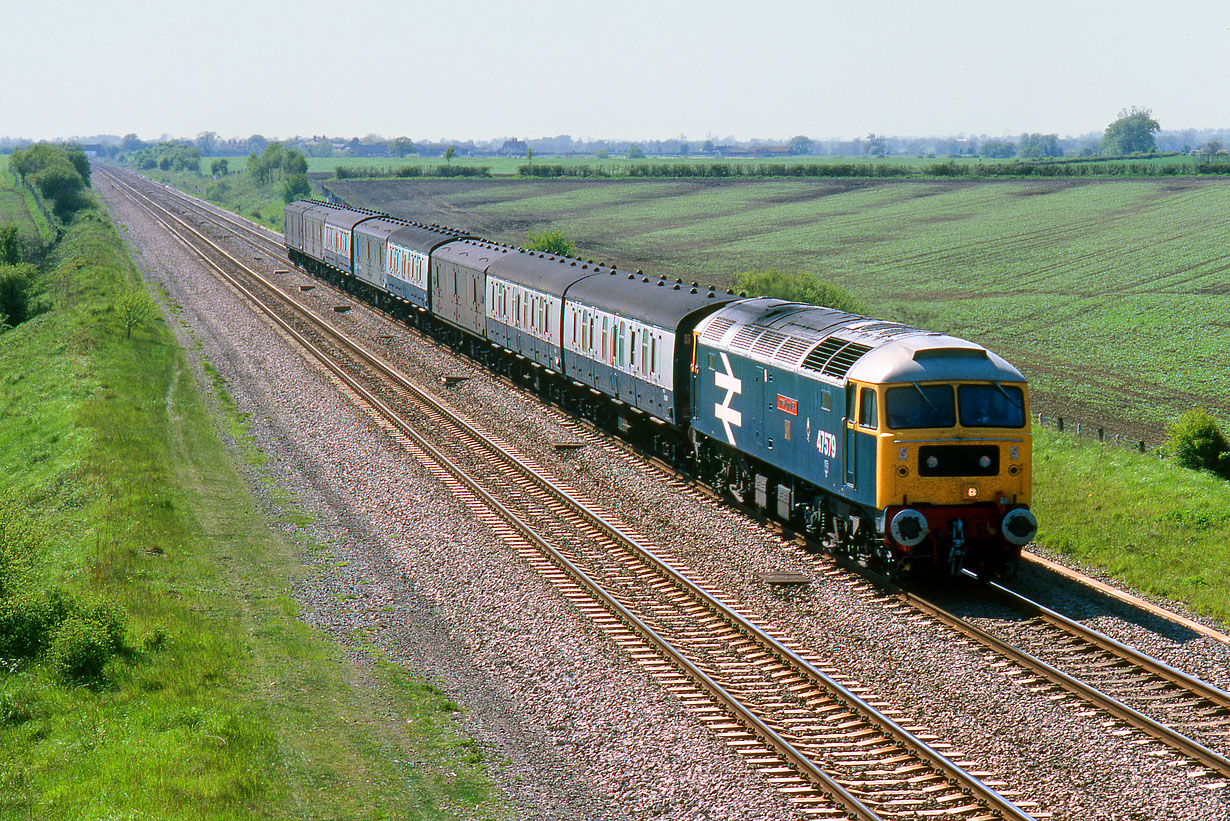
<box><xmin>858</xmin><ymin>387</ymin><xmax>878</xmax><ymax>429</ymax></box>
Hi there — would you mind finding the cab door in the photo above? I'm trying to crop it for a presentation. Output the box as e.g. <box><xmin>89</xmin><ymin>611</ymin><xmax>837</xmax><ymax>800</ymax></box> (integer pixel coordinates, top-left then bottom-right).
<box><xmin>844</xmin><ymin>384</ymin><xmax>858</xmax><ymax>488</ymax></box>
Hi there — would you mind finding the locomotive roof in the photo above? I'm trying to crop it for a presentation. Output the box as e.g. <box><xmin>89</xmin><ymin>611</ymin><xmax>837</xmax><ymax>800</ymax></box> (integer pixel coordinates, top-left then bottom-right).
<box><xmin>485</xmin><ymin>249</ymin><xmax>604</xmax><ymax>297</ymax></box>
<box><xmin>695</xmin><ymin>297</ymin><xmax>1025</xmax><ymax>385</ymax></box>
<box><xmin>433</xmin><ymin>238</ymin><xmax>514</xmax><ymax>271</ymax></box>
<box><xmin>566</xmin><ymin>270</ymin><xmax>741</xmax><ymax>330</ymax></box>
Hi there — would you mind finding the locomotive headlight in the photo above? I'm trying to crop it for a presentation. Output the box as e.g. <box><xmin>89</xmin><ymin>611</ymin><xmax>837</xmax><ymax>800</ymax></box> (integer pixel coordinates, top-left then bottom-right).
<box><xmin>890</xmin><ymin>509</ymin><xmax>929</xmax><ymax>547</ymax></box>
<box><xmin>978</xmin><ymin>455</ymin><xmax>991</xmax><ymax>468</ymax></box>
<box><xmin>1002</xmin><ymin>508</ymin><xmax>1038</xmax><ymax>546</ymax></box>
<box><xmin>967</xmin><ymin>486</ymin><xmax>978</xmax><ymax>497</ymax></box>
<box><xmin>926</xmin><ymin>455</ymin><xmax>939</xmax><ymax>469</ymax></box>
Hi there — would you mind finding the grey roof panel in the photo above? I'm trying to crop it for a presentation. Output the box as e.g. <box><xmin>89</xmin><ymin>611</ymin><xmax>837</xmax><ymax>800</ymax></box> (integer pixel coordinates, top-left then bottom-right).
<box><xmin>432</xmin><ymin>238</ymin><xmax>514</xmax><ymax>272</ymax></box>
<box><xmin>353</xmin><ymin>216</ymin><xmax>410</xmax><ymax>242</ymax></box>
<box><xmin>388</xmin><ymin>222</ymin><xmax>470</xmax><ymax>254</ymax></box>
<box><xmin>566</xmin><ymin>271</ymin><xmax>741</xmax><ymax>330</ymax></box>
<box><xmin>486</xmin><ymin>249</ymin><xmax>603</xmax><ymax>299</ymax></box>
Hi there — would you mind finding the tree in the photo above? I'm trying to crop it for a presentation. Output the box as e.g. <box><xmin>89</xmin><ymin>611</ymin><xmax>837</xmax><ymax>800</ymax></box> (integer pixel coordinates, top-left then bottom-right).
<box><xmin>1199</xmin><ymin>140</ymin><xmax>1223</xmax><ymax>162</ymax></box>
<box><xmin>526</xmin><ymin>147</ymin><xmax>534</xmax><ymax>170</ymax></box>
<box><xmin>282</xmin><ymin>173</ymin><xmax>311</xmax><ymax>203</ymax></box>
<box><xmin>391</xmin><ymin>137</ymin><xmax>414</xmax><ymax>158</ymax></box>
<box><xmin>210</xmin><ymin>158</ymin><xmax>229</xmax><ymax>177</ymax></box>
<box><xmin>120</xmin><ymin>133</ymin><xmax>144</xmax><ymax>153</ymax></box>
<box><xmin>195</xmin><ymin>131</ymin><xmax>218</xmax><ymax>156</ymax></box>
<box><xmin>980</xmin><ymin>140</ymin><xmax>1018</xmax><ymax>159</ymax></box>
<box><xmin>114</xmin><ymin>290</ymin><xmax>156</xmax><ymax>339</ymax></box>
<box><xmin>282</xmin><ymin>149</ymin><xmax>308</xmax><ymax>176</ymax></box>
<box><xmin>1018</xmin><ymin>133</ymin><xmax>1062</xmax><ymax>159</ymax></box>
<box><xmin>247</xmin><ymin>134</ymin><xmax>268</xmax><ymax>153</ymax></box>
<box><xmin>701</xmin><ymin>139</ymin><xmax>715</xmax><ymax>153</ymax></box>
<box><xmin>787</xmin><ymin>135</ymin><xmax>813</xmax><ymax>155</ymax></box>
<box><xmin>864</xmin><ymin>133</ymin><xmax>887</xmax><ymax>156</ymax></box>
<box><xmin>626</xmin><ymin>143</ymin><xmax>645</xmax><ymax>159</ymax></box>
<box><xmin>679</xmin><ymin>142</ymin><xmax>690</xmax><ymax>156</ymax></box>
<box><xmin>1102</xmin><ymin>106</ymin><xmax>1160</xmax><ymax>155</ymax></box>
<box><xmin>444</xmin><ymin>146</ymin><xmax>456</xmax><ymax>165</ymax></box>
<box><xmin>525</xmin><ymin>229</ymin><xmax>575</xmax><ymax>257</ymax></box>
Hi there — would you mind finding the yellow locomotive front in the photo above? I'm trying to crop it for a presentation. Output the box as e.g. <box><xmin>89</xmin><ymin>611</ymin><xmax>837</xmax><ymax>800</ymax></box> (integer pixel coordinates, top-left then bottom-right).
<box><xmin>855</xmin><ymin>375</ymin><xmax>1036</xmax><ymax>577</ymax></box>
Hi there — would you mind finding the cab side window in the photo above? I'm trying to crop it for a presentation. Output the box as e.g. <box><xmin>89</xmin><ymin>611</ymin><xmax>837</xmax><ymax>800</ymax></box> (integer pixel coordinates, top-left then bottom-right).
<box><xmin>858</xmin><ymin>387</ymin><xmax>877</xmax><ymax>429</ymax></box>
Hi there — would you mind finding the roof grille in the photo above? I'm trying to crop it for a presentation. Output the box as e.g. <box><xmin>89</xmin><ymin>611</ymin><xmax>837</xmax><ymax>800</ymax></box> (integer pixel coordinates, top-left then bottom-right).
<box><xmin>730</xmin><ymin>326</ymin><xmax>762</xmax><ymax>351</ymax></box>
<box><xmin>775</xmin><ymin>335</ymin><xmax>813</xmax><ymax>364</ymax></box>
<box><xmin>701</xmin><ymin>316</ymin><xmax>735</xmax><ymax>342</ymax></box>
<box><xmin>751</xmin><ymin>329</ymin><xmax>788</xmax><ymax>358</ymax></box>
<box><xmin>801</xmin><ymin>338</ymin><xmax>872</xmax><ymax>379</ymax></box>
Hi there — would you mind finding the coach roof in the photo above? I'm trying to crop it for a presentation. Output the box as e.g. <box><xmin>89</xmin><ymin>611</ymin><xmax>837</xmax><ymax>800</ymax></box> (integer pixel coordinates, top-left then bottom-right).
<box><xmin>566</xmin><ymin>269</ymin><xmax>741</xmax><ymax>330</ymax></box>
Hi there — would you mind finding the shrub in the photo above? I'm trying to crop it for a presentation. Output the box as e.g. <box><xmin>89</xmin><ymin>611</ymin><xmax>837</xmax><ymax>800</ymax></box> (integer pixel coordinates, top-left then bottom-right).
<box><xmin>734</xmin><ymin>269</ymin><xmax>866</xmax><ymax>314</ymax></box>
<box><xmin>47</xmin><ymin>617</ymin><xmax>113</xmax><ymax>686</ymax></box>
<box><xmin>0</xmin><ymin>262</ymin><xmax>38</xmax><ymax>328</ymax></box>
<box><xmin>1164</xmin><ymin>409</ymin><xmax>1230</xmax><ymax>478</ymax></box>
<box><xmin>525</xmin><ymin>229</ymin><xmax>575</xmax><ymax>257</ymax></box>
<box><xmin>0</xmin><ymin>589</ymin><xmax>76</xmax><ymax>659</ymax></box>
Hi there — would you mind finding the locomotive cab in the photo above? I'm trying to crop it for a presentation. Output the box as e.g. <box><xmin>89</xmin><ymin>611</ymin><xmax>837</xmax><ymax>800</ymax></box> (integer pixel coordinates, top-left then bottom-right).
<box><xmin>690</xmin><ymin>298</ymin><xmax>1036</xmax><ymax>580</ymax></box>
<box><xmin>850</xmin><ymin>375</ymin><xmax>1036</xmax><ymax>577</ymax></box>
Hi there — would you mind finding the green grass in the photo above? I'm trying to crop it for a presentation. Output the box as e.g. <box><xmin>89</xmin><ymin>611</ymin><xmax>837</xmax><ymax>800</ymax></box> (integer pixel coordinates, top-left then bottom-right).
<box><xmin>0</xmin><ymin>156</ymin><xmax>54</xmax><ymax>241</ymax></box>
<box><xmin>330</xmin><ymin>176</ymin><xmax>1230</xmax><ymax>440</ymax></box>
<box><xmin>0</xmin><ymin>199</ymin><xmax>498</xmax><ymax>817</ymax></box>
<box><xmin>1032</xmin><ymin>427</ymin><xmax>1230</xmax><ymax>624</ymax></box>
<box><xmin>127</xmin><ymin>162</ymin><xmax>288</xmax><ymax>231</ymax></box>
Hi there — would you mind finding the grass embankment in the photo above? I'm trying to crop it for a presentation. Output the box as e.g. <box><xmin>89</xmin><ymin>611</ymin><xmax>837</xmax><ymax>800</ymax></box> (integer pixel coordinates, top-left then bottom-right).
<box><xmin>1032</xmin><ymin>428</ymin><xmax>1230</xmax><ymax>624</ymax></box>
<box><xmin>125</xmin><ymin>163</ymin><xmax>288</xmax><ymax>232</ymax></box>
<box><xmin>0</xmin><ymin>185</ymin><xmax>494</xmax><ymax>815</ymax></box>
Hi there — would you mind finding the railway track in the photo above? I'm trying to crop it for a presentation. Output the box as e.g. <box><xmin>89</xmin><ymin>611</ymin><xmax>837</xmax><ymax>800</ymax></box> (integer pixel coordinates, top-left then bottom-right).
<box><xmin>102</xmin><ymin>167</ymin><xmax>1039</xmax><ymax>820</ymax></box>
<box><xmin>103</xmin><ymin>165</ymin><xmax>1230</xmax><ymax>813</ymax></box>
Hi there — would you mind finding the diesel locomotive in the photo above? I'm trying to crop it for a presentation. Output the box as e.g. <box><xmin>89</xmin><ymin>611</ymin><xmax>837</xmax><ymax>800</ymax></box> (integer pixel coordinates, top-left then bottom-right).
<box><xmin>283</xmin><ymin>198</ymin><xmax>1037</xmax><ymax>578</ymax></box>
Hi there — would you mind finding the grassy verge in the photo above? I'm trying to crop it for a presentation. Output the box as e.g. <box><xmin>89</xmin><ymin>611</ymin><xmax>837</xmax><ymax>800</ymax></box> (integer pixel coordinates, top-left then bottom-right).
<box><xmin>123</xmin><ymin>164</ymin><xmax>288</xmax><ymax>231</ymax></box>
<box><xmin>1032</xmin><ymin>428</ymin><xmax>1230</xmax><ymax>624</ymax></box>
<box><xmin>0</xmin><ymin>156</ymin><xmax>54</xmax><ymax>242</ymax></box>
<box><xmin>0</xmin><ymin>196</ymin><xmax>497</xmax><ymax>816</ymax></box>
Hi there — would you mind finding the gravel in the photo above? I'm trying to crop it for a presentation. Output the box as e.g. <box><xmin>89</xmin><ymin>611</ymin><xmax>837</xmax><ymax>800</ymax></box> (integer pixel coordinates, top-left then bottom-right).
<box><xmin>99</xmin><ymin>173</ymin><xmax>1230</xmax><ymax>821</ymax></box>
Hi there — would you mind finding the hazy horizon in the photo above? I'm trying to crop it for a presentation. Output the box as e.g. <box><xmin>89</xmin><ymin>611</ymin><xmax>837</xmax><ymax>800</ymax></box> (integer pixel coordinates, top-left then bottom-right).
<box><xmin>4</xmin><ymin>0</ymin><xmax>1227</xmax><ymax>144</ymax></box>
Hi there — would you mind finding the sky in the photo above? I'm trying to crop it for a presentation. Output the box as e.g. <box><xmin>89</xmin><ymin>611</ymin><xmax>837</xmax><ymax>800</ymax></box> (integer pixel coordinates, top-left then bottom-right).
<box><xmin>3</xmin><ymin>0</ymin><xmax>1228</xmax><ymax>143</ymax></box>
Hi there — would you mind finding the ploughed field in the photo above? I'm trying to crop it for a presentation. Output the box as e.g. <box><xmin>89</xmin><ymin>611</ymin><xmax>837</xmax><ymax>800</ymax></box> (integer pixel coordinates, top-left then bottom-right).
<box><xmin>328</xmin><ymin>176</ymin><xmax>1230</xmax><ymax>441</ymax></box>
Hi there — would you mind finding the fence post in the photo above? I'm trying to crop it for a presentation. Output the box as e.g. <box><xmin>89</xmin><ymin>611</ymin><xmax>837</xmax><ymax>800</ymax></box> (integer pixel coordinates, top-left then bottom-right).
<box><xmin>1098</xmin><ymin>427</ymin><xmax>1104</xmax><ymax>443</ymax></box>
<box><xmin>1057</xmin><ymin>417</ymin><xmax>1064</xmax><ymax>432</ymax></box>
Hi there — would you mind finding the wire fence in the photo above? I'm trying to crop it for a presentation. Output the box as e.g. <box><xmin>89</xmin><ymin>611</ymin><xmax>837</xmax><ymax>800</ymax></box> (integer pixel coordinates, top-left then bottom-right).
<box><xmin>1035</xmin><ymin>412</ymin><xmax>1152</xmax><ymax>454</ymax></box>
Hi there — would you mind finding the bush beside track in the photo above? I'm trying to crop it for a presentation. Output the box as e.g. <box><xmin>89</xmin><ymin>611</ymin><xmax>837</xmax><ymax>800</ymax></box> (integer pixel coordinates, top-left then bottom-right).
<box><xmin>0</xmin><ymin>170</ymin><xmax>495</xmax><ymax>816</ymax></box>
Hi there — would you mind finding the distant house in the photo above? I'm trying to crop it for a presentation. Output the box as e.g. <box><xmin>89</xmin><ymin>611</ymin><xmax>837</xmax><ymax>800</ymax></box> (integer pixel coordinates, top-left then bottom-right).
<box><xmin>499</xmin><ymin>139</ymin><xmax>528</xmax><ymax>156</ymax></box>
<box><xmin>751</xmin><ymin>145</ymin><xmax>791</xmax><ymax>158</ymax></box>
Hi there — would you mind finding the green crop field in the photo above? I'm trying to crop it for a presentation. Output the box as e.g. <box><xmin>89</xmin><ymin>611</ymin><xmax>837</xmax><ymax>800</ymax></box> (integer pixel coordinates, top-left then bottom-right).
<box><xmin>307</xmin><ymin>153</ymin><xmax>1200</xmax><ymax>177</ymax></box>
<box><xmin>327</xmin><ymin>176</ymin><xmax>1230</xmax><ymax>440</ymax></box>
